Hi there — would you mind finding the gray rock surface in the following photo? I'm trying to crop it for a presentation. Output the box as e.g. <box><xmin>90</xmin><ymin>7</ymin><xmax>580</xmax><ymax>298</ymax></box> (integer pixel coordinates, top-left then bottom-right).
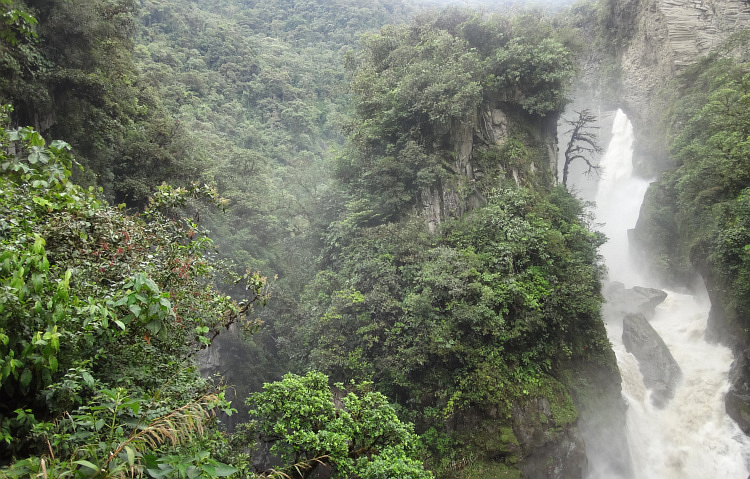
<box><xmin>615</xmin><ymin>0</ymin><xmax>750</xmax><ymax>174</ymax></box>
<box><xmin>512</xmin><ymin>398</ymin><xmax>588</xmax><ymax>479</ymax></box>
<box><xmin>571</xmin><ymin>357</ymin><xmax>633</xmax><ymax>479</ymax></box>
<box><xmin>604</xmin><ymin>281</ymin><xmax>668</xmax><ymax>320</ymax></box>
<box><xmin>622</xmin><ymin>312</ymin><xmax>682</xmax><ymax>408</ymax></box>
<box><xmin>421</xmin><ymin>104</ymin><xmax>558</xmax><ymax>232</ymax></box>
<box><xmin>726</xmin><ymin>348</ymin><xmax>750</xmax><ymax>433</ymax></box>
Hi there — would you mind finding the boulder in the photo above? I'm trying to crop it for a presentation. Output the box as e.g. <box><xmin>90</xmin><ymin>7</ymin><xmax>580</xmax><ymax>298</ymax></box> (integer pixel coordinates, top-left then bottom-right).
<box><xmin>630</xmin><ymin>286</ymin><xmax>669</xmax><ymax>316</ymax></box>
<box><xmin>622</xmin><ymin>313</ymin><xmax>682</xmax><ymax>408</ymax></box>
<box><xmin>604</xmin><ymin>282</ymin><xmax>668</xmax><ymax>320</ymax></box>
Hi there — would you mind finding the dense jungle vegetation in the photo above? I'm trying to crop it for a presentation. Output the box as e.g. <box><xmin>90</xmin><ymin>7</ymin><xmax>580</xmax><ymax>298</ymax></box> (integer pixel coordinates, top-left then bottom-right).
<box><xmin>6</xmin><ymin>0</ymin><xmax>747</xmax><ymax>477</ymax></box>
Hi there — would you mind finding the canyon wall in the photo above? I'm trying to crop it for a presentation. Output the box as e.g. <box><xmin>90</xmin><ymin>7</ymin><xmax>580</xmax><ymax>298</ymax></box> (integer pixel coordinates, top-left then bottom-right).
<box><xmin>611</xmin><ymin>0</ymin><xmax>750</xmax><ymax>174</ymax></box>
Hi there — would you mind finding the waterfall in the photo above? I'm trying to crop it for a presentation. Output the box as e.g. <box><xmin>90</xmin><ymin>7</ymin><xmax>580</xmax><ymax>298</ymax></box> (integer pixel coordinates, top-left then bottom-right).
<box><xmin>581</xmin><ymin>109</ymin><xmax>750</xmax><ymax>478</ymax></box>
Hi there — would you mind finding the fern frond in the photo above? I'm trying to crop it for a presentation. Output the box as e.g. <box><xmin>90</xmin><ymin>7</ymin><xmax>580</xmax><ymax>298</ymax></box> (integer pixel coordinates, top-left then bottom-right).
<box><xmin>102</xmin><ymin>394</ymin><xmax>217</xmax><ymax>473</ymax></box>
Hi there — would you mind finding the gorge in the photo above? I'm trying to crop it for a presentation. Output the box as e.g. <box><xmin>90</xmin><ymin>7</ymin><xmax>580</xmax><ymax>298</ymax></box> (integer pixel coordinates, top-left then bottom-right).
<box><xmin>0</xmin><ymin>0</ymin><xmax>749</xmax><ymax>477</ymax></box>
<box><xmin>571</xmin><ymin>109</ymin><xmax>750</xmax><ymax>477</ymax></box>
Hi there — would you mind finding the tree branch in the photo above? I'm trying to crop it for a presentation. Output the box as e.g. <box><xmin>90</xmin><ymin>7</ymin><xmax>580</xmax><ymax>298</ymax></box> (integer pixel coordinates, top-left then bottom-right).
<box><xmin>562</xmin><ymin>109</ymin><xmax>603</xmax><ymax>187</ymax></box>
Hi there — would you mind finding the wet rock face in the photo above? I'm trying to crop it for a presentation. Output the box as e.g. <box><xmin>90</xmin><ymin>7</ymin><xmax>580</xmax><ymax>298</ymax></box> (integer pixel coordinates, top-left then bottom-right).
<box><xmin>571</xmin><ymin>357</ymin><xmax>633</xmax><ymax>479</ymax></box>
<box><xmin>614</xmin><ymin>0</ymin><xmax>750</xmax><ymax>174</ymax></box>
<box><xmin>630</xmin><ymin>286</ymin><xmax>669</xmax><ymax>314</ymax></box>
<box><xmin>622</xmin><ymin>312</ymin><xmax>682</xmax><ymax>408</ymax></box>
<box><xmin>421</xmin><ymin>104</ymin><xmax>559</xmax><ymax>232</ymax></box>
<box><xmin>726</xmin><ymin>348</ymin><xmax>750</xmax><ymax>433</ymax></box>
<box><xmin>512</xmin><ymin>398</ymin><xmax>587</xmax><ymax>479</ymax></box>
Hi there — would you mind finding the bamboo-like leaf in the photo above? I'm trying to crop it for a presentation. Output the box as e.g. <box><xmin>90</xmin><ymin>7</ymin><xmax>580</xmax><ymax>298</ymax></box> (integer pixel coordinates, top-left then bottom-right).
<box><xmin>73</xmin><ymin>459</ymin><xmax>100</xmax><ymax>472</ymax></box>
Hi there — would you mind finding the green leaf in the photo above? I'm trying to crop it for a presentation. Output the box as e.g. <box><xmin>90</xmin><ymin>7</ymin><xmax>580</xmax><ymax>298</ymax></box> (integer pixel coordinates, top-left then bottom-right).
<box><xmin>147</xmin><ymin>468</ymin><xmax>172</xmax><ymax>479</ymax></box>
<box><xmin>125</xmin><ymin>445</ymin><xmax>135</xmax><ymax>467</ymax></box>
<box><xmin>112</xmin><ymin>296</ymin><xmax>129</xmax><ymax>307</ymax></box>
<box><xmin>212</xmin><ymin>462</ymin><xmax>239</xmax><ymax>477</ymax></box>
<box><xmin>129</xmin><ymin>304</ymin><xmax>142</xmax><ymax>317</ymax></box>
<box><xmin>19</xmin><ymin>368</ymin><xmax>32</xmax><ymax>388</ymax></box>
<box><xmin>186</xmin><ymin>466</ymin><xmax>201</xmax><ymax>479</ymax></box>
<box><xmin>123</xmin><ymin>399</ymin><xmax>140</xmax><ymax>415</ymax></box>
<box><xmin>30</xmin><ymin>273</ymin><xmax>45</xmax><ymax>294</ymax></box>
<box><xmin>73</xmin><ymin>459</ymin><xmax>100</xmax><ymax>472</ymax></box>
<box><xmin>50</xmin><ymin>140</ymin><xmax>71</xmax><ymax>151</ymax></box>
<box><xmin>146</xmin><ymin>319</ymin><xmax>162</xmax><ymax>335</ymax></box>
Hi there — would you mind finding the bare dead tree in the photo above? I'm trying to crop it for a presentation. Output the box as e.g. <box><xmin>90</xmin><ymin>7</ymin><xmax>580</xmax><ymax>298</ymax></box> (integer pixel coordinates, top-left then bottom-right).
<box><xmin>562</xmin><ymin>109</ymin><xmax>603</xmax><ymax>187</ymax></box>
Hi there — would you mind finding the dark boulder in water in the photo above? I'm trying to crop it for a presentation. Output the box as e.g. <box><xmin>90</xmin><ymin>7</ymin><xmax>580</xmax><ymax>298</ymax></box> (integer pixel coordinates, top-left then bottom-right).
<box><xmin>622</xmin><ymin>312</ymin><xmax>682</xmax><ymax>408</ymax></box>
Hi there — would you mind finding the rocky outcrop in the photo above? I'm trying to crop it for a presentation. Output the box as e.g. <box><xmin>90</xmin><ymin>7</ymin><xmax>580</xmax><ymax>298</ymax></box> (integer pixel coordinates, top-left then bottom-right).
<box><xmin>622</xmin><ymin>312</ymin><xmax>682</xmax><ymax>407</ymax></box>
<box><xmin>422</xmin><ymin>103</ymin><xmax>559</xmax><ymax>233</ymax></box>
<box><xmin>726</xmin><ymin>349</ymin><xmax>750</xmax><ymax>433</ymax></box>
<box><xmin>512</xmin><ymin>397</ymin><xmax>587</xmax><ymax>479</ymax></box>
<box><xmin>422</xmin><ymin>118</ymin><xmax>480</xmax><ymax>233</ymax></box>
<box><xmin>568</xmin><ymin>358</ymin><xmax>633</xmax><ymax>479</ymax></box>
<box><xmin>449</xmin><ymin>388</ymin><xmax>588</xmax><ymax>479</ymax></box>
<box><xmin>613</xmin><ymin>0</ymin><xmax>750</xmax><ymax>174</ymax></box>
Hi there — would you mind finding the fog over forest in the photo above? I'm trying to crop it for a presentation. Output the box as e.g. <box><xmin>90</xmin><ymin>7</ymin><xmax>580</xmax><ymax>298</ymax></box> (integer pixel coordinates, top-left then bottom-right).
<box><xmin>1</xmin><ymin>0</ymin><xmax>749</xmax><ymax>477</ymax></box>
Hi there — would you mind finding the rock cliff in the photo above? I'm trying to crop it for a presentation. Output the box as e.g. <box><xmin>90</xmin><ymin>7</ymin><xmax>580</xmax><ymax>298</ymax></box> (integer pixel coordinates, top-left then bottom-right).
<box><xmin>611</xmin><ymin>0</ymin><xmax>750</xmax><ymax>174</ymax></box>
<box><xmin>422</xmin><ymin>102</ymin><xmax>558</xmax><ymax>233</ymax></box>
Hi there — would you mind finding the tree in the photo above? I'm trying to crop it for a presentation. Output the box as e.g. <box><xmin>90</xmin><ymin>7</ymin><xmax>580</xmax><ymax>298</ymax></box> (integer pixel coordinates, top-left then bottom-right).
<box><xmin>246</xmin><ymin>371</ymin><xmax>433</xmax><ymax>479</ymax></box>
<box><xmin>561</xmin><ymin>109</ymin><xmax>602</xmax><ymax>187</ymax></box>
<box><xmin>0</xmin><ymin>0</ymin><xmax>37</xmax><ymax>46</ymax></box>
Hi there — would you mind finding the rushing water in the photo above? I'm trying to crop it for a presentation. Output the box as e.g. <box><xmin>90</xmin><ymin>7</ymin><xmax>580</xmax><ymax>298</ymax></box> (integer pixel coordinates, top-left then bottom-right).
<box><xmin>582</xmin><ymin>109</ymin><xmax>750</xmax><ymax>478</ymax></box>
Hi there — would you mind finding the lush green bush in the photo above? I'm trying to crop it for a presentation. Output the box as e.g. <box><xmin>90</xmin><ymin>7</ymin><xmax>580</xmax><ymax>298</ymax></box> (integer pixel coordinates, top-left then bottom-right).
<box><xmin>337</xmin><ymin>8</ymin><xmax>576</xmax><ymax>221</ymax></box>
<box><xmin>246</xmin><ymin>371</ymin><xmax>432</xmax><ymax>479</ymax></box>
<box><xmin>281</xmin><ymin>186</ymin><xmax>607</xmax><ymax>432</ymax></box>
<box><xmin>0</xmin><ymin>111</ymin><xmax>266</xmax><ymax>475</ymax></box>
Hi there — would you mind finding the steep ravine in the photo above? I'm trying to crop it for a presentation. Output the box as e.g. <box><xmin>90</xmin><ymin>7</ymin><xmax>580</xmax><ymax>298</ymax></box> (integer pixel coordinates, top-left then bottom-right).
<box><xmin>589</xmin><ymin>0</ymin><xmax>750</xmax><ymax>450</ymax></box>
<box><xmin>580</xmin><ymin>110</ymin><xmax>750</xmax><ymax>477</ymax></box>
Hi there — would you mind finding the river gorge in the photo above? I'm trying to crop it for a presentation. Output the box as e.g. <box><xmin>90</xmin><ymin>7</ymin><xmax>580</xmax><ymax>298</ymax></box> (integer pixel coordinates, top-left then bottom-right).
<box><xmin>576</xmin><ymin>110</ymin><xmax>750</xmax><ymax>477</ymax></box>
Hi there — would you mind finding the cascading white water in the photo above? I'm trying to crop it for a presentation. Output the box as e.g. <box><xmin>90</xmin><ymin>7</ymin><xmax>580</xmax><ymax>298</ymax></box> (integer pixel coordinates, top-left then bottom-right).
<box><xmin>593</xmin><ymin>112</ymin><xmax>649</xmax><ymax>289</ymax></box>
<box><xmin>583</xmin><ymin>109</ymin><xmax>750</xmax><ymax>478</ymax></box>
